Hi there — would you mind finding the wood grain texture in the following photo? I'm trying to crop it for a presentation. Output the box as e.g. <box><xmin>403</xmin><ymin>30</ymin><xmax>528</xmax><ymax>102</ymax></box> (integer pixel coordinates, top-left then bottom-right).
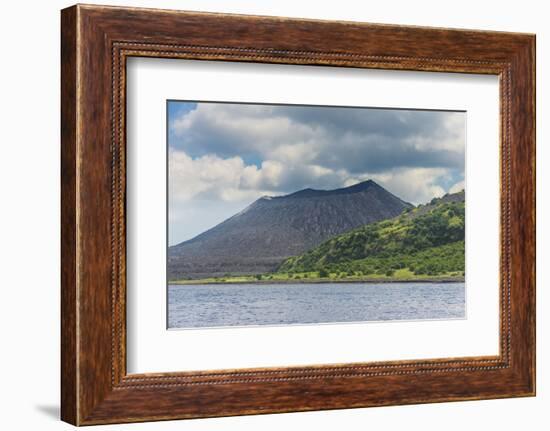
<box><xmin>60</xmin><ymin>4</ymin><xmax>535</xmax><ymax>425</ymax></box>
<box><xmin>60</xmin><ymin>5</ymin><xmax>78</xmax><ymax>425</ymax></box>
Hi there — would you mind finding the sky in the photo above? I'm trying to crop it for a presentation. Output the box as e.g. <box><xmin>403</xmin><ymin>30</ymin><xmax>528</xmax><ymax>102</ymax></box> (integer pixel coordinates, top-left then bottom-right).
<box><xmin>168</xmin><ymin>101</ymin><xmax>465</xmax><ymax>245</ymax></box>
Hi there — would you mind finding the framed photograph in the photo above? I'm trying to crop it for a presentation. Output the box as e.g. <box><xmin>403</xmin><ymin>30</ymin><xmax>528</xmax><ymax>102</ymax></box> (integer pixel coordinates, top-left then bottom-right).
<box><xmin>61</xmin><ymin>4</ymin><xmax>535</xmax><ymax>425</ymax></box>
<box><xmin>164</xmin><ymin>100</ymin><xmax>467</xmax><ymax>330</ymax></box>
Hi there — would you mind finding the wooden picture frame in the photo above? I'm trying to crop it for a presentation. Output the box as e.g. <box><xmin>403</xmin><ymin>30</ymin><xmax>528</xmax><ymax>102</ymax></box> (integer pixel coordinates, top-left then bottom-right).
<box><xmin>61</xmin><ymin>4</ymin><xmax>535</xmax><ymax>425</ymax></box>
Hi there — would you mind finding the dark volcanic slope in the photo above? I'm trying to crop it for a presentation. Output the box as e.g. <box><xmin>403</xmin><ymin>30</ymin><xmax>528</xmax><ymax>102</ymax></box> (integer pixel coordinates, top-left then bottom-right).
<box><xmin>168</xmin><ymin>180</ymin><xmax>412</xmax><ymax>280</ymax></box>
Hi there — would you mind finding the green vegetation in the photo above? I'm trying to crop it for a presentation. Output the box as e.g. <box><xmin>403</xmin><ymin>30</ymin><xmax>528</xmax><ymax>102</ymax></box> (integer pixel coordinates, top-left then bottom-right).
<box><xmin>170</xmin><ymin>269</ymin><xmax>463</xmax><ymax>285</ymax></box>
<box><xmin>169</xmin><ymin>193</ymin><xmax>466</xmax><ymax>285</ymax></box>
<box><xmin>277</xmin><ymin>199</ymin><xmax>465</xmax><ymax>278</ymax></box>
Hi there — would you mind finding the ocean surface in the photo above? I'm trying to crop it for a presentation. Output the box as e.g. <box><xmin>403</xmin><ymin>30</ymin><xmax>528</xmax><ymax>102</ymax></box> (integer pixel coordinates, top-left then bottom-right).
<box><xmin>168</xmin><ymin>282</ymin><xmax>465</xmax><ymax>329</ymax></box>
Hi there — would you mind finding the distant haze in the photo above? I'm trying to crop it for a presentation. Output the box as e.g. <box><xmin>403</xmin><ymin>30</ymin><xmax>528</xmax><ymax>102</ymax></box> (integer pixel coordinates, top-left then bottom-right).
<box><xmin>168</xmin><ymin>101</ymin><xmax>465</xmax><ymax>245</ymax></box>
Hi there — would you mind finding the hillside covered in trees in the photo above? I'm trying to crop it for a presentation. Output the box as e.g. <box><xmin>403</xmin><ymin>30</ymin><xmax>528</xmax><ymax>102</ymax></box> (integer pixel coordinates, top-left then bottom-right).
<box><xmin>276</xmin><ymin>191</ymin><xmax>465</xmax><ymax>280</ymax></box>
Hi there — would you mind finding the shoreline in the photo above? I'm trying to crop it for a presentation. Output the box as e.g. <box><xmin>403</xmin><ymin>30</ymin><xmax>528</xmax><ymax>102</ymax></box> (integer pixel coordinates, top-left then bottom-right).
<box><xmin>169</xmin><ymin>276</ymin><xmax>465</xmax><ymax>286</ymax></box>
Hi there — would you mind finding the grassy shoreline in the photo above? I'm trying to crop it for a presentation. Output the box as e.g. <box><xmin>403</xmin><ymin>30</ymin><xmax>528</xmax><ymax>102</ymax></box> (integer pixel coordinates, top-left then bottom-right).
<box><xmin>169</xmin><ymin>274</ymin><xmax>465</xmax><ymax>285</ymax></box>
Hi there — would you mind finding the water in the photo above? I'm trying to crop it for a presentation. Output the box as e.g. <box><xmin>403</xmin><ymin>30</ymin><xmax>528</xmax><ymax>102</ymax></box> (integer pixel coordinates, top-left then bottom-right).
<box><xmin>168</xmin><ymin>282</ymin><xmax>465</xmax><ymax>329</ymax></box>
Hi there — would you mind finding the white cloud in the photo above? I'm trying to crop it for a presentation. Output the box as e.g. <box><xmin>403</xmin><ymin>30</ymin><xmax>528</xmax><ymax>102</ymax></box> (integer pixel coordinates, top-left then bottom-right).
<box><xmin>170</xmin><ymin>104</ymin><xmax>465</xmax><ymax>175</ymax></box>
<box><xmin>367</xmin><ymin>167</ymin><xmax>449</xmax><ymax>204</ymax></box>
<box><xmin>171</xmin><ymin>104</ymin><xmax>319</xmax><ymax>160</ymax></box>
<box><xmin>169</xmin><ymin>150</ymin><xmax>274</xmax><ymax>203</ymax></box>
<box><xmin>168</xmin><ymin>103</ymin><xmax>466</xmax><ymax>241</ymax></box>
<box><xmin>170</xmin><ymin>145</ymin><xmax>454</xmax><ymax>208</ymax></box>
<box><xmin>449</xmin><ymin>180</ymin><xmax>465</xmax><ymax>194</ymax></box>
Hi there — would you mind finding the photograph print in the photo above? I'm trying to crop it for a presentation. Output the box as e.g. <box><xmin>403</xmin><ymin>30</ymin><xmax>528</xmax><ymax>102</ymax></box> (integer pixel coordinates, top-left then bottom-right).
<box><xmin>167</xmin><ymin>101</ymin><xmax>466</xmax><ymax>329</ymax></box>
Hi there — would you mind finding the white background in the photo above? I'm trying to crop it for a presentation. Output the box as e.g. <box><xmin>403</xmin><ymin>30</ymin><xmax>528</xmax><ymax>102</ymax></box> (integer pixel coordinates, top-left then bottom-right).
<box><xmin>127</xmin><ymin>59</ymin><xmax>499</xmax><ymax>373</ymax></box>
<box><xmin>0</xmin><ymin>0</ymin><xmax>546</xmax><ymax>430</ymax></box>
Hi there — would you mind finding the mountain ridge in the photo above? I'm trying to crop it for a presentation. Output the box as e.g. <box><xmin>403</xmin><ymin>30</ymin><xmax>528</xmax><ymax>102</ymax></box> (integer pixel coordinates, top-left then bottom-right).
<box><xmin>280</xmin><ymin>179</ymin><xmax>390</xmax><ymax>199</ymax></box>
<box><xmin>168</xmin><ymin>180</ymin><xmax>412</xmax><ymax>280</ymax></box>
<box><xmin>277</xmin><ymin>190</ymin><xmax>465</xmax><ymax>278</ymax></box>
